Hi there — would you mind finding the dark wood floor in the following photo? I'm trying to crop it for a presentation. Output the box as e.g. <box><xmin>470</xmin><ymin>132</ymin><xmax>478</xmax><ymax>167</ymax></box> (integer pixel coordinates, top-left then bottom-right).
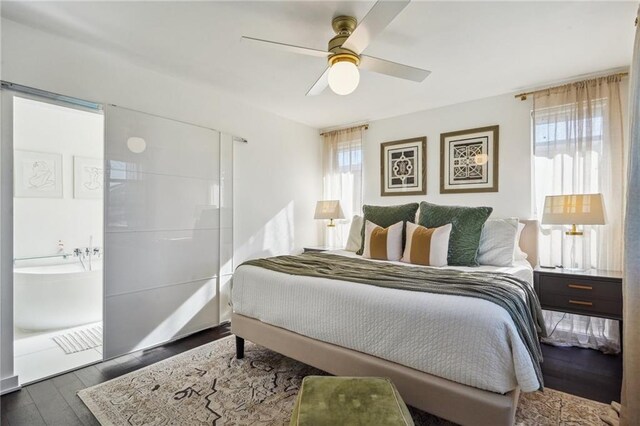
<box><xmin>541</xmin><ymin>342</ymin><xmax>622</xmax><ymax>404</ymax></box>
<box><xmin>1</xmin><ymin>323</ymin><xmax>621</xmax><ymax>426</ymax></box>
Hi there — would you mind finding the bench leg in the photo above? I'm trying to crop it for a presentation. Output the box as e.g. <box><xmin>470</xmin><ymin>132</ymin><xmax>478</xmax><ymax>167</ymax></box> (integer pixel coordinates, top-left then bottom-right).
<box><xmin>235</xmin><ymin>336</ymin><xmax>245</xmax><ymax>359</ymax></box>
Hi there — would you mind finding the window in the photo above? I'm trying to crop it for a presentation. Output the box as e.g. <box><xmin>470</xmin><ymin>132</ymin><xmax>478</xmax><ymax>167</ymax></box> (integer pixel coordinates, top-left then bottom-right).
<box><xmin>533</xmin><ymin>100</ymin><xmax>607</xmax><ymax>268</ymax></box>
<box><xmin>531</xmin><ymin>77</ymin><xmax>624</xmax><ymax>353</ymax></box>
<box><xmin>322</xmin><ymin>127</ymin><xmax>365</xmax><ymax>247</ymax></box>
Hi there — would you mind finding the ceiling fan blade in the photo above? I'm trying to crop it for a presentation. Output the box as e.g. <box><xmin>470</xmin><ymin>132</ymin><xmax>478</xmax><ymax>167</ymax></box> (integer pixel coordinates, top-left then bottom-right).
<box><xmin>341</xmin><ymin>0</ymin><xmax>410</xmax><ymax>54</ymax></box>
<box><xmin>306</xmin><ymin>68</ymin><xmax>330</xmax><ymax>96</ymax></box>
<box><xmin>241</xmin><ymin>36</ymin><xmax>330</xmax><ymax>58</ymax></box>
<box><xmin>360</xmin><ymin>55</ymin><xmax>430</xmax><ymax>82</ymax></box>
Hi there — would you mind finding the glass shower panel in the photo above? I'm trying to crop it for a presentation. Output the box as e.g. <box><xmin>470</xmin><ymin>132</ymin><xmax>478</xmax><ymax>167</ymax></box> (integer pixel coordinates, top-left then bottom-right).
<box><xmin>104</xmin><ymin>105</ymin><xmax>221</xmax><ymax>359</ymax></box>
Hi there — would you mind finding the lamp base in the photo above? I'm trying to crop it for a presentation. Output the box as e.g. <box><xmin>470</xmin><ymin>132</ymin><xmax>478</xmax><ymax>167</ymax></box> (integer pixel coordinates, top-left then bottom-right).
<box><xmin>565</xmin><ymin>229</ymin><xmax>583</xmax><ymax>271</ymax></box>
<box><xmin>562</xmin><ymin>266</ymin><xmax>587</xmax><ymax>272</ymax></box>
<box><xmin>327</xmin><ymin>218</ymin><xmax>336</xmax><ymax>227</ymax></box>
<box><xmin>565</xmin><ymin>224</ymin><xmax>583</xmax><ymax>236</ymax></box>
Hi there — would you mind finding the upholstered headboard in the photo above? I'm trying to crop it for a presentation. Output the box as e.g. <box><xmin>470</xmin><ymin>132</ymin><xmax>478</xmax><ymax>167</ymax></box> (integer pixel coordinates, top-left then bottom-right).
<box><xmin>519</xmin><ymin>219</ymin><xmax>539</xmax><ymax>268</ymax></box>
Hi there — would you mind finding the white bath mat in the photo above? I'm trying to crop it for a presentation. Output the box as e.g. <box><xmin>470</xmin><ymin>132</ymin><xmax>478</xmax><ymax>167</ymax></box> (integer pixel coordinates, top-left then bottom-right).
<box><xmin>53</xmin><ymin>324</ymin><xmax>103</xmax><ymax>354</ymax></box>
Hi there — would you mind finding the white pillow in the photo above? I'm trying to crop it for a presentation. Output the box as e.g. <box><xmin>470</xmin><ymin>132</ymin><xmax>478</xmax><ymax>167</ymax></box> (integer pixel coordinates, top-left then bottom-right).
<box><xmin>477</xmin><ymin>218</ymin><xmax>520</xmax><ymax>266</ymax></box>
<box><xmin>362</xmin><ymin>220</ymin><xmax>403</xmax><ymax>261</ymax></box>
<box><xmin>401</xmin><ymin>222</ymin><xmax>452</xmax><ymax>267</ymax></box>
<box><xmin>514</xmin><ymin>222</ymin><xmax>528</xmax><ymax>260</ymax></box>
<box><xmin>345</xmin><ymin>215</ymin><xmax>363</xmax><ymax>252</ymax></box>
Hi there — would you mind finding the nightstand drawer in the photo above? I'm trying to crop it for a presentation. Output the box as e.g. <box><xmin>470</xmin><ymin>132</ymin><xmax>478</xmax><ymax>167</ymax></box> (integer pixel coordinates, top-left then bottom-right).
<box><xmin>539</xmin><ymin>292</ymin><xmax>622</xmax><ymax>319</ymax></box>
<box><xmin>534</xmin><ymin>268</ymin><xmax>623</xmax><ymax>324</ymax></box>
<box><xmin>538</xmin><ymin>275</ymin><xmax>622</xmax><ymax>302</ymax></box>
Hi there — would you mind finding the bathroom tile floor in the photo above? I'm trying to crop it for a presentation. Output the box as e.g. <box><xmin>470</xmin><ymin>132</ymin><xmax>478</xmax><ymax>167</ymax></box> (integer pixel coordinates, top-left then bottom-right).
<box><xmin>14</xmin><ymin>323</ymin><xmax>103</xmax><ymax>385</ymax></box>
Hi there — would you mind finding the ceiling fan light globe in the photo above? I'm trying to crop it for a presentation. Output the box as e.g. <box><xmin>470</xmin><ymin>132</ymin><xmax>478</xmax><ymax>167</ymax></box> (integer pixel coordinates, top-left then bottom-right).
<box><xmin>328</xmin><ymin>61</ymin><xmax>360</xmax><ymax>95</ymax></box>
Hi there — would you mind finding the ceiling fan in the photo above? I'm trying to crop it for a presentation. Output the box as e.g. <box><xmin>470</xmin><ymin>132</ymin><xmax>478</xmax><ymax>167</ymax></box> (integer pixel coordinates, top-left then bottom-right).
<box><xmin>242</xmin><ymin>0</ymin><xmax>430</xmax><ymax>96</ymax></box>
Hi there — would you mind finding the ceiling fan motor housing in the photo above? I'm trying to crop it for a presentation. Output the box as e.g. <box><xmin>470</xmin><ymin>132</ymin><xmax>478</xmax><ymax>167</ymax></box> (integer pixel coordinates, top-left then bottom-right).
<box><xmin>328</xmin><ymin>16</ymin><xmax>360</xmax><ymax>65</ymax></box>
<box><xmin>240</xmin><ymin>2</ymin><xmax>429</xmax><ymax>96</ymax></box>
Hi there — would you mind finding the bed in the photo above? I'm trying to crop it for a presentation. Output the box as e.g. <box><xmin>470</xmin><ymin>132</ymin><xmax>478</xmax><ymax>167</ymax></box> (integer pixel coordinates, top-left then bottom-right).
<box><xmin>231</xmin><ymin>219</ymin><xmax>540</xmax><ymax>426</ymax></box>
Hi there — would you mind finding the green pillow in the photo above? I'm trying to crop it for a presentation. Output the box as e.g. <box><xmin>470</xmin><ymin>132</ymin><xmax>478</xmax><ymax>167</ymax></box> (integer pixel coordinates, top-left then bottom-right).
<box><xmin>358</xmin><ymin>203</ymin><xmax>419</xmax><ymax>255</ymax></box>
<box><xmin>418</xmin><ymin>201</ymin><xmax>493</xmax><ymax>266</ymax></box>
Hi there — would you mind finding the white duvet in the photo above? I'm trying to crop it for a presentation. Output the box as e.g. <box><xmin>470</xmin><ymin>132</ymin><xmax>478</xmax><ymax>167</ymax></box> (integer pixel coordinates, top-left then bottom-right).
<box><xmin>232</xmin><ymin>250</ymin><xmax>540</xmax><ymax>394</ymax></box>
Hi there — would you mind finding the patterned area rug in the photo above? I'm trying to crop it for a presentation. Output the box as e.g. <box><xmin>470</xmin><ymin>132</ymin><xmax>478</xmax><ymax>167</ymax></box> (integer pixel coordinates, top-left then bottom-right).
<box><xmin>78</xmin><ymin>336</ymin><xmax>613</xmax><ymax>425</ymax></box>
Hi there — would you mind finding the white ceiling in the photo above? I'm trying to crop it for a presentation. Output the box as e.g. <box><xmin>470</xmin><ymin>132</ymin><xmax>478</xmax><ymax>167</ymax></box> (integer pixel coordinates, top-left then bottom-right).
<box><xmin>2</xmin><ymin>1</ymin><xmax>637</xmax><ymax>128</ymax></box>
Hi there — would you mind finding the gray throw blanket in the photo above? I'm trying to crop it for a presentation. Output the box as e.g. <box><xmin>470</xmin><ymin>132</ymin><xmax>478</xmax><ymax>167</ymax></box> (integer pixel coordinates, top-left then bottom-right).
<box><xmin>241</xmin><ymin>252</ymin><xmax>547</xmax><ymax>390</ymax></box>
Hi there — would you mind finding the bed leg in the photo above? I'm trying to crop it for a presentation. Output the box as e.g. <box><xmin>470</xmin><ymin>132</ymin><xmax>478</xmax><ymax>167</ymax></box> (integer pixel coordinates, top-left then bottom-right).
<box><xmin>235</xmin><ymin>336</ymin><xmax>245</xmax><ymax>359</ymax></box>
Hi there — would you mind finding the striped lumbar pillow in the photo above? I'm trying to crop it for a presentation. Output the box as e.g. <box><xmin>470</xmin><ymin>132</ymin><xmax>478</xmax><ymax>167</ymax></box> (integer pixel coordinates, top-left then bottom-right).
<box><xmin>401</xmin><ymin>222</ymin><xmax>452</xmax><ymax>267</ymax></box>
<box><xmin>362</xmin><ymin>220</ymin><xmax>403</xmax><ymax>261</ymax></box>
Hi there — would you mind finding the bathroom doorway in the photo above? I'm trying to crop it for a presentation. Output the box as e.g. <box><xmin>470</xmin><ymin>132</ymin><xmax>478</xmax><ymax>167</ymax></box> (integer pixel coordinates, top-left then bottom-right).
<box><xmin>9</xmin><ymin>91</ymin><xmax>104</xmax><ymax>384</ymax></box>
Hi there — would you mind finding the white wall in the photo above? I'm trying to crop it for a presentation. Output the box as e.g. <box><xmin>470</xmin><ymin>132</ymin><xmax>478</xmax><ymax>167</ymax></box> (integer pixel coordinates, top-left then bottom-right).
<box><xmin>1</xmin><ymin>18</ymin><xmax>322</xmax><ymax>388</ymax></box>
<box><xmin>363</xmin><ymin>79</ymin><xmax>630</xmax><ymax>219</ymax></box>
<box><xmin>363</xmin><ymin>93</ymin><xmax>534</xmax><ymax>218</ymax></box>
<box><xmin>13</xmin><ymin>97</ymin><xmax>103</xmax><ymax>259</ymax></box>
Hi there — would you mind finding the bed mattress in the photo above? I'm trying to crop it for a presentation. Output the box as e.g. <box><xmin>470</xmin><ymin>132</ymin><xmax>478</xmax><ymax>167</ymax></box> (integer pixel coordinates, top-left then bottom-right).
<box><xmin>231</xmin><ymin>250</ymin><xmax>539</xmax><ymax>394</ymax></box>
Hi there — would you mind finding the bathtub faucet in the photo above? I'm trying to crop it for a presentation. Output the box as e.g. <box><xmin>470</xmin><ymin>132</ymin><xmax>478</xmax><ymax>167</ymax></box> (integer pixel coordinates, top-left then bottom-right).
<box><xmin>73</xmin><ymin>245</ymin><xmax>102</xmax><ymax>271</ymax></box>
<box><xmin>74</xmin><ymin>248</ymin><xmax>88</xmax><ymax>271</ymax></box>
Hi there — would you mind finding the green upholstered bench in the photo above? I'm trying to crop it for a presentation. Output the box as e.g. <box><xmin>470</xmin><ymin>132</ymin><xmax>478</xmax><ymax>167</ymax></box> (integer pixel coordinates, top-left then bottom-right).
<box><xmin>290</xmin><ymin>376</ymin><xmax>415</xmax><ymax>426</ymax></box>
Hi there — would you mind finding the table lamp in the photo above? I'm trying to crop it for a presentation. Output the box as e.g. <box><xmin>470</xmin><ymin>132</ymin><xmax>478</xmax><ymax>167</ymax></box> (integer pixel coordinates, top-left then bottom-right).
<box><xmin>541</xmin><ymin>193</ymin><xmax>606</xmax><ymax>270</ymax></box>
<box><xmin>314</xmin><ymin>200</ymin><xmax>345</xmax><ymax>227</ymax></box>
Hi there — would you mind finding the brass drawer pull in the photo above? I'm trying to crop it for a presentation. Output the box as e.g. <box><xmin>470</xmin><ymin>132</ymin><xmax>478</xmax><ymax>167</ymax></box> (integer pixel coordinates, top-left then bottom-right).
<box><xmin>569</xmin><ymin>300</ymin><xmax>593</xmax><ymax>306</ymax></box>
<box><xmin>568</xmin><ymin>284</ymin><xmax>593</xmax><ymax>290</ymax></box>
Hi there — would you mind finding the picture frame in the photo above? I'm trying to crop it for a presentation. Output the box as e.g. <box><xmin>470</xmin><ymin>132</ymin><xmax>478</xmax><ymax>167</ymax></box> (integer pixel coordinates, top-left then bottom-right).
<box><xmin>14</xmin><ymin>150</ymin><xmax>63</xmax><ymax>198</ymax></box>
<box><xmin>440</xmin><ymin>125</ymin><xmax>499</xmax><ymax>194</ymax></box>
<box><xmin>74</xmin><ymin>156</ymin><xmax>104</xmax><ymax>199</ymax></box>
<box><xmin>380</xmin><ymin>136</ymin><xmax>427</xmax><ymax>196</ymax></box>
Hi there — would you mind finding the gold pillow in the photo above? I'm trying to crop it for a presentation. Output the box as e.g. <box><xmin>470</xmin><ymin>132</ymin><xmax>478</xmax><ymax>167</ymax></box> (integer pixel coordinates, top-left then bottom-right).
<box><xmin>401</xmin><ymin>222</ymin><xmax>452</xmax><ymax>267</ymax></box>
<box><xmin>362</xmin><ymin>220</ymin><xmax>403</xmax><ymax>261</ymax></box>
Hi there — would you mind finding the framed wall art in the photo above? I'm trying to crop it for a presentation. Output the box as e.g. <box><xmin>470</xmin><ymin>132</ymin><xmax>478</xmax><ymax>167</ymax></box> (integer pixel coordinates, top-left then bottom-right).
<box><xmin>74</xmin><ymin>156</ymin><xmax>104</xmax><ymax>199</ymax></box>
<box><xmin>380</xmin><ymin>136</ymin><xmax>427</xmax><ymax>196</ymax></box>
<box><xmin>440</xmin><ymin>125</ymin><xmax>499</xmax><ymax>194</ymax></box>
<box><xmin>14</xmin><ymin>150</ymin><xmax>63</xmax><ymax>198</ymax></box>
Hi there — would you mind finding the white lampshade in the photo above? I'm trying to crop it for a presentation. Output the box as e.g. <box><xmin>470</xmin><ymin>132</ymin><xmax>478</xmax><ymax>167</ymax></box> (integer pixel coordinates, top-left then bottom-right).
<box><xmin>328</xmin><ymin>61</ymin><xmax>360</xmax><ymax>95</ymax></box>
<box><xmin>541</xmin><ymin>193</ymin><xmax>606</xmax><ymax>225</ymax></box>
<box><xmin>314</xmin><ymin>200</ymin><xmax>345</xmax><ymax>220</ymax></box>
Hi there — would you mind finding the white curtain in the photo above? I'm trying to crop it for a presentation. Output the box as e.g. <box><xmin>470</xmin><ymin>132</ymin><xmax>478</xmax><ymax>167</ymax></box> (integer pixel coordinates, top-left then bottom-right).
<box><xmin>621</xmin><ymin>8</ymin><xmax>640</xmax><ymax>425</ymax></box>
<box><xmin>322</xmin><ymin>126</ymin><xmax>364</xmax><ymax>248</ymax></box>
<box><xmin>533</xmin><ymin>75</ymin><xmax>625</xmax><ymax>353</ymax></box>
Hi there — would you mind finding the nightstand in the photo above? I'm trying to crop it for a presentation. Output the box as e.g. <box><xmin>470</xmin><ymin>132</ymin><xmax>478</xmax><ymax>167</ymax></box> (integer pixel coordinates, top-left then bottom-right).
<box><xmin>534</xmin><ymin>268</ymin><xmax>623</xmax><ymax>321</ymax></box>
<box><xmin>303</xmin><ymin>246</ymin><xmax>336</xmax><ymax>253</ymax></box>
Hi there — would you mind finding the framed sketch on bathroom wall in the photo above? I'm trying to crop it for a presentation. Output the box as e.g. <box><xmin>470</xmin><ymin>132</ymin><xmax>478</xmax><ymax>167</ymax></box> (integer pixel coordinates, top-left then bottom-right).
<box><xmin>14</xmin><ymin>150</ymin><xmax>63</xmax><ymax>198</ymax></box>
<box><xmin>74</xmin><ymin>156</ymin><xmax>104</xmax><ymax>199</ymax></box>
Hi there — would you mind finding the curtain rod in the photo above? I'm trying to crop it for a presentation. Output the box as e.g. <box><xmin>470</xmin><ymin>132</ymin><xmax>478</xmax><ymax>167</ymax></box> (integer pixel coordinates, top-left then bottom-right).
<box><xmin>514</xmin><ymin>71</ymin><xmax>629</xmax><ymax>101</ymax></box>
<box><xmin>320</xmin><ymin>124</ymin><xmax>369</xmax><ymax>136</ymax></box>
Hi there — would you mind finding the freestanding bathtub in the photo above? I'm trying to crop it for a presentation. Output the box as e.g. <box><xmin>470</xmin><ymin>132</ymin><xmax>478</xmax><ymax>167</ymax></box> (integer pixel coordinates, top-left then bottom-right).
<box><xmin>14</xmin><ymin>260</ymin><xmax>102</xmax><ymax>331</ymax></box>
